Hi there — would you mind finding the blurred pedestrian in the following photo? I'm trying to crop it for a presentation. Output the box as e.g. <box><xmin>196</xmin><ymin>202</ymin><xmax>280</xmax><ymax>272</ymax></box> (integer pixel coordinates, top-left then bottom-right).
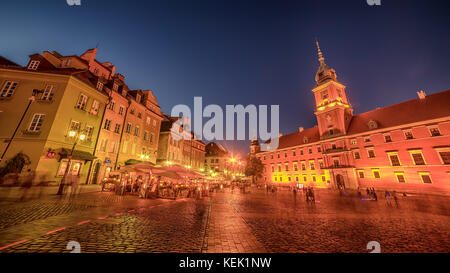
<box><xmin>372</xmin><ymin>188</ymin><xmax>378</xmax><ymax>201</ymax></box>
<box><xmin>71</xmin><ymin>175</ymin><xmax>80</xmax><ymax>198</ymax></box>
<box><xmin>392</xmin><ymin>190</ymin><xmax>399</xmax><ymax>207</ymax></box>
<box><xmin>19</xmin><ymin>171</ymin><xmax>35</xmax><ymax>202</ymax></box>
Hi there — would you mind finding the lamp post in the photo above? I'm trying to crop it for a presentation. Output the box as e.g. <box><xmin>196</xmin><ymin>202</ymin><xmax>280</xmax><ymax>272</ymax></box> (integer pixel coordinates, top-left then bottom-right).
<box><xmin>0</xmin><ymin>89</ymin><xmax>43</xmax><ymax>163</ymax></box>
<box><xmin>57</xmin><ymin>130</ymin><xmax>86</xmax><ymax>195</ymax></box>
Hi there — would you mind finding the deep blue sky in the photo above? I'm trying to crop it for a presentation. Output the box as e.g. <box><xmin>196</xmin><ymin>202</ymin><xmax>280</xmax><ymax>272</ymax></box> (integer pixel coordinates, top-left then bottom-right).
<box><xmin>1</xmin><ymin>0</ymin><xmax>450</xmax><ymax>156</ymax></box>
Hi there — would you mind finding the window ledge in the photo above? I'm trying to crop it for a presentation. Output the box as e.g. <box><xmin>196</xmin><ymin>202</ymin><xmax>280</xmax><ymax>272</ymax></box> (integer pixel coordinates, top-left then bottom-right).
<box><xmin>0</xmin><ymin>96</ymin><xmax>13</xmax><ymax>101</ymax></box>
<box><xmin>23</xmin><ymin>130</ymin><xmax>41</xmax><ymax>135</ymax></box>
<box><xmin>37</xmin><ymin>99</ymin><xmax>53</xmax><ymax>103</ymax></box>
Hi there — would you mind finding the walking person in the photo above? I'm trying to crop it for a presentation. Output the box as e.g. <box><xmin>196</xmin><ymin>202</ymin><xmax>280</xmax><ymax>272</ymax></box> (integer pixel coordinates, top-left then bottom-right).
<box><xmin>372</xmin><ymin>188</ymin><xmax>378</xmax><ymax>201</ymax></box>
<box><xmin>19</xmin><ymin>171</ymin><xmax>35</xmax><ymax>202</ymax></box>
<box><xmin>392</xmin><ymin>190</ymin><xmax>399</xmax><ymax>207</ymax></box>
<box><xmin>385</xmin><ymin>190</ymin><xmax>391</xmax><ymax>206</ymax></box>
<box><xmin>71</xmin><ymin>175</ymin><xmax>80</xmax><ymax>198</ymax></box>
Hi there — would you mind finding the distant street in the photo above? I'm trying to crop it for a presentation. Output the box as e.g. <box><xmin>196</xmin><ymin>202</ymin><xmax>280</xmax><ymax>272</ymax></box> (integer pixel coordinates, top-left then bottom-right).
<box><xmin>0</xmin><ymin>186</ymin><xmax>449</xmax><ymax>253</ymax></box>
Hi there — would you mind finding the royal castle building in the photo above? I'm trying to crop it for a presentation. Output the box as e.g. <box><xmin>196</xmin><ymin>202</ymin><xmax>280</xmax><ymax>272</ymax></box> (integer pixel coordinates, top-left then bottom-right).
<box><xmin>252</xmin><ymin>43</ymin><xmax>450</xmax><ymax>194</ymax></box>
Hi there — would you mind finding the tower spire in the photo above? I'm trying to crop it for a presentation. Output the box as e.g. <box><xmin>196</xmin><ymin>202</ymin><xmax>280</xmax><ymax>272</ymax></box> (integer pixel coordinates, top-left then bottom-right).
<box><xmin>316</xmin><ymin>40</ymin><xmax>325</xmax><ymax>64</ymax></box>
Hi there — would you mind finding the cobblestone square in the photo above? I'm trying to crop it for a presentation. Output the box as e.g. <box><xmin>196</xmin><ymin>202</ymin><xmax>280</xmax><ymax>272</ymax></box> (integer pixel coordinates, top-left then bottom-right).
<box><xmin>0</xmin><ymin>187</ymin><xmax>448</xmax><ymax>253</ymax></box>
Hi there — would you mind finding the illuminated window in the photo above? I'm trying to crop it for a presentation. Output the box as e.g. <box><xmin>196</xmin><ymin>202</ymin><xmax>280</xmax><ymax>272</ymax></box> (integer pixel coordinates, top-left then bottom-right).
<box><xmin>318</xmin><ymin>159</ymin><xmax>324</xmax><ymax>169</ymax></box>
<box><xmin>410</xmin><ymin>150</ymin><xmax>426</xmax><ymax>165</ymax></box>
<box><xmin>277</xmin><ymin>164</ymin><xmax>281</xmax><ymax>172</ymax></box>
<box><xmin>301</xmin><ymin>162</ymin><xmax>306</xmax><ymax>171</ymax></box>
<box><xmin>357</xmin><ymin>170</ymin><xmax>365</xmax><ymax>179</ymax></box>
<box><xmin>293</xmin><ymin>162</ymin><xmax>298</xmax><ymax>171</ymax></box>
<box><xmin>351</xmin><ymin>139</ymin><xmax>357</xmax><ymax>145</ymax></box>
<box><xmin>312</xmin><ymin>176</ymin><xmax>316</xmax><ymax>182</ymax></box>
<box><xmin>395</xmin><ymin>172</ymin><xmax>406</xmax><ymax>183</ymax></box>
<box><xmin>285</xmin><ymin>163</ymin><xmax>289</xmax><ymax>171</ymax></box>
<box><xmin>69</xmin><ymin>120</ymin><xmax>81</xmax><ymax>131</ymax></box>
<box><xmin>387</xmin><ymin>152</ymin><xmax>401</xmax><ymax>166</ymax></box>
<box><xmin>419</xmin><ymin>172</ymin><xmax>432</xmax><ymax>184</ymax></box>
<box><xmin>271</xmin><ymin>165</ymin><xmax>274</xmax><ymax>172</ymax></box>
<box><xmin>372</xmin><ymin>169</ymin><xmax>381</xmax><ymax>179</ymax></box>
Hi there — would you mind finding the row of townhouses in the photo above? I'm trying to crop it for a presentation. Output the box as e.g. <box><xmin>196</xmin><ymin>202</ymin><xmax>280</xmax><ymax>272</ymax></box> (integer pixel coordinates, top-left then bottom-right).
<box><xmin>0</xmin><ymin>49</ymin><xmax>206</xmax><ymax>184</ymax></box>
<box><xmin>250</xmin><ymin>43</ymin><xmax>450</xmax><ymax>194</ymax></box>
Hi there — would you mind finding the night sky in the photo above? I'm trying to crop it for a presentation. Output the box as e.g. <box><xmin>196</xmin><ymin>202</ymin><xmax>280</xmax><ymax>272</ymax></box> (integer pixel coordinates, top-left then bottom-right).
<box><xmin>1</xmin><ymin>0</ymin><xmax>450</xmax><ymax>156</ymax></box>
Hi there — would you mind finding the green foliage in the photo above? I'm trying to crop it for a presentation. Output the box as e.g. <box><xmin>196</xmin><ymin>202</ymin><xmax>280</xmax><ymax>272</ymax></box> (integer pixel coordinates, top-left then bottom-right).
<box><xmin>244</xmin><ymin>155</ymin><xmax>264</xmax><ymax>180</ymax></box>
<box><xmin>0</xmin><ymin>152</ymin><xmax>31</xmax><ymax>177</ymax></box>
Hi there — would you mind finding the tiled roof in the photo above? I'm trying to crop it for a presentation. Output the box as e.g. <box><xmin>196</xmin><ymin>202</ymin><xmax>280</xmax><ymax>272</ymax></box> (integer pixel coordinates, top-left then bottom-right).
<box><xmin>262</xmin><ymin>90</ymin><xmax>450</xmax><ymax>151</ymax></box>
<box><xmin>265</xmin><ymin>126</ymin><xmax>321</xmax><ymax>150</ymax></box>
<box><xmin>347</xmin><ymin>90</ymin><xmax>450</xmax><ymax>135</ymax></box>
<box><xmin>0</xmin><ymin>56</ymin><xmax>19</xmax><ymax>66</ymax></box>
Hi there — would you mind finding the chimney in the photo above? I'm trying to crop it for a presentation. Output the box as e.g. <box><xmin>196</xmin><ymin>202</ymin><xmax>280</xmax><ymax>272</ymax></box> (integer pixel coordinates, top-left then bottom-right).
<box><xmin>299</xmin><ymin>127</ymin><xmax>304</xmax><ymax>132</ymax></box>
<box><xmin>417</xmin><ymin>90</ymin><xmax>427</xmax><ymax>100</ymax></box>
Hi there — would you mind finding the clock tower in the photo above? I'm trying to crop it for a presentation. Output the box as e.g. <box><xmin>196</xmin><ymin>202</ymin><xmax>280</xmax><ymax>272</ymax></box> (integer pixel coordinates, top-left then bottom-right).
<box><xmin>312</xmin><ymin>41</ymin><xmax>353</xmax><ymax>139</ymax></box>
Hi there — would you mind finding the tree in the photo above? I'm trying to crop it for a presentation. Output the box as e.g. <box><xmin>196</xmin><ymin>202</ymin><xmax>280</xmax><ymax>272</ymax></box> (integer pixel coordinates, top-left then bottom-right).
<box><xmin>0</xmin><ymin>152</ymin><xmax>31</xmax><ymax>178</ymax></box>
<box><xmin>244</xmin><ymin>155</ymin><xmax>265</xmax><ymax>184</ymax></box>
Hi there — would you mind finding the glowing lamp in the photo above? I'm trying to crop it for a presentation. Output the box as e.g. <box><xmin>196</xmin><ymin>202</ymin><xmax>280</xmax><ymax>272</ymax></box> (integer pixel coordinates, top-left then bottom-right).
<box><xmin>69</xmin><ymin>130</ymin><xmax>76</xmax><ymax>137</ymax></box>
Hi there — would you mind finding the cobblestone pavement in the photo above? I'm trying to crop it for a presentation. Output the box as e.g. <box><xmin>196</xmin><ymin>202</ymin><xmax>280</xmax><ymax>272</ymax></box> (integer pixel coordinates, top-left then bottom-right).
<box><xmin>0</xmin><ymin>187</ymin><xmax>449</xmax><ymax>253</ymax></box>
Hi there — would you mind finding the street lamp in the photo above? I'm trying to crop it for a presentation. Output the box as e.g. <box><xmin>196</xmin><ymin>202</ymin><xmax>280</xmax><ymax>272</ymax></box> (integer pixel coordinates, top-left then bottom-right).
<box><xmin>57</xmin><ymin>130</ymin><xmax>86</xmax><ymax>195</ymax></box>
<box><xmin>0</xmin><ymin>89</ymin><xmax>43</xmax><ymax>163</ymax></box>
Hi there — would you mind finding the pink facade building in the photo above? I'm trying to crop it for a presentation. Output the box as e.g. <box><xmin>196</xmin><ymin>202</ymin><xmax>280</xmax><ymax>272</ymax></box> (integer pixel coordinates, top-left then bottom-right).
<box><xmin>252</xmin><ymin>43</ymin><xmax>450</xmax><ymax>194</ymax></box>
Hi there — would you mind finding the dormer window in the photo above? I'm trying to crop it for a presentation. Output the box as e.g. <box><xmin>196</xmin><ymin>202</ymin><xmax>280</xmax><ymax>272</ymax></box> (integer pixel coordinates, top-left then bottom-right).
<box><xmin>96</xmin><ymin>81</ymin><xmax>103</xmax><ymax>91</ymax></box>
<box><xmin>28</xmin><ymin>60</ymin><xmax>40</xmax><ymax>70</ymax></box>
<box><xmin>368</xmin><ymin>120</ymin><xmax>378</xmax><ymax>129</ymax></box>
<box><xmin>429</xmin><ymin>126</ymin><xmax>441</xmax><ymax>137</ymax></box>
<box><xmin>136</xmin><ymin>94</ymin><xmax>141</xmax><ymax>103</ymax></box>
<box><xmin>113</xmin><ymin>83</ymin><xmax>118</xmax><ymax>92</ymax></box>
<box><xmin>303</xmin><ymin>137</ymin><xmax>308</xmax><ymax>144</ymax></box>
